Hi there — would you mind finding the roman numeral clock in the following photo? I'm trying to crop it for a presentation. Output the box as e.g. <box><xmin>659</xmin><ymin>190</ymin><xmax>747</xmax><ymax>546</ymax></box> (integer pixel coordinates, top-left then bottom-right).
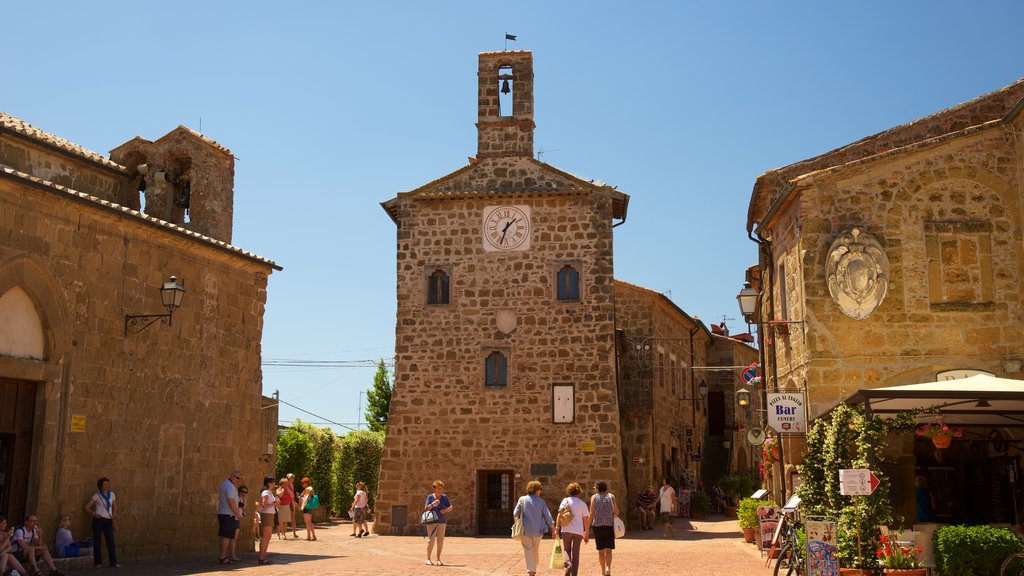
<box><xmin>482</xmin><ymin>205</ymin><xmax>532</xmax><ymax>251</ymax></box>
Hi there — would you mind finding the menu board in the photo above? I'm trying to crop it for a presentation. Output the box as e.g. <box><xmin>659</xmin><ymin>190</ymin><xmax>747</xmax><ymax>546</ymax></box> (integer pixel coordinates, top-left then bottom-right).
<box><xmin>757</xmin><ymin>505</ymin><xmax>780</xmax><ymax>552</ymax></box>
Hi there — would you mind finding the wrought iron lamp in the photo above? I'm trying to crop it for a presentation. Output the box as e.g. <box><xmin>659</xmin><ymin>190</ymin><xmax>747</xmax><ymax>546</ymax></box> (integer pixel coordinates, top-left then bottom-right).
<box><xmin>736</xmin><ymin>388</ymin><xmax>751</xmax><ymax>407</ymax></box>
<box><xmin>124</xmin><ymin>276</ymin><xmax>185</xmax><ymax>336</ymax></box>
<box><xmin>736</xmin><ymin>281</ymin><xmax>759</xmax><ymax>319</ymax></box>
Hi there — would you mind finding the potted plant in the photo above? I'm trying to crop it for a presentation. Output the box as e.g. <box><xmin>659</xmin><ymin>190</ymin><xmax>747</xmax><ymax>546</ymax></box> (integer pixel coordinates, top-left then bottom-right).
<box><xmin>690</xmin><ymin>491</ymin><xmax>711</xmax><ymax>519</ymax></box>
<box><xmin>736</xmin><ymin>498</ymin><xmax>760</xmax><ymax>543</ymax></box>
<box><xmin>876</xmin><ymin>533</ymin><xmax>925</xmax><ymax>575</ymax></box>
<box><xmin>915</xmin><ymin>422</ymin><xmax>962</xmax><ymax>449</ymax></box>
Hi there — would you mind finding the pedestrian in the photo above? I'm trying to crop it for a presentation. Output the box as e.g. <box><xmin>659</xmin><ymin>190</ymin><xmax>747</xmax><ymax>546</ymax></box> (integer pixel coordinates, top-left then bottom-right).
<box><xmin>350</xmin><ymin>481</ymin><xmax>370</xmax><ymax>538</ymax></box>
<box><xmin>298</xmin><ymin>477</ymin><xmax>318</xmax><ymax>541</ymax></box>
<box><xmin>424</xmin><ymin>480</ymin><xmax>453</xmax><ymax>566</ymax></box>
<box><xmin>276</xmin><ymin>477</ymin><xmax>293</xmax><ymax>540</ymax></box>
<box><xmin>915</xmin><ymin>476</ymin><xmax>937</xmax><ymax>522</ymax></box>
<box><xmin>84</xmin><ymin>476</ymin><xmax>119</xmax><ymax>567</ymax></box>
<box><xmin>0</xmin><ymin>515</ymin><xmax>29</xmax><ymax>576</ymax></box>
<box><xmin>55</xmin><ymin>514</ymin><xmax>91</xmax><ymax>558</ymax></box>
<box><xmin>635</xmin><ymin>485</ymin><xmax>656</xmax><ymax>530</ymax></box>
<box><xmin>12</xmin><ymin>514</ymin><xmax>62</xmax><ymax>575</ymax></box>
<box><xmin>513</xmin><ymin>480</ymin><xmax>555</xmax><ymax>576</ymax></box>
<box><xmin>286</xmin><ymin>473</ymin><xmax>299</xmax><ymax>538</ymax></box>
<box><xmin>230</xmin><ymin>485</ymin><xmax>248</xmax><ymax>562</ymax></box>
<box><xmin>658</xmin><ymin>478</ymin><xmax>676</xmax><ymax>537</ymax></box>
<box><xmin>217</xmin><ymin>470</ymin><xmax>243</xmax><ymax>565</ymax></box>
<box><xmin>588</xmin><ymin>481</ymin><xmax>619</xmax><ymax>576</ymax></box>
<box><xmin>258</xmin><ymin>477</ymin><xmax>278</xmax><ymax>564</ymax></box>
<box><xmin>555</xmin><ymin>482</ymin><xmax>590</xmax><ymax>576</ymax></box>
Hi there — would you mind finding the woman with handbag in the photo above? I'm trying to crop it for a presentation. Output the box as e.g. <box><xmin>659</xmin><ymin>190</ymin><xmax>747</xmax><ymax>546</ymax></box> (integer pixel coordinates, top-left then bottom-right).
<box><xmin>298</xmin><ymin>477</ymin><xmax>318</xmax><ymax>541</ymax></box>
<box><xmin>512</xmin><ymin>480</ymin><xmax>555</xmax><ymax>576</ymax></box>
<box><xmin>423</xmin><ymin>480</ymin><xmax>453</xmax><ymax>566</ymax></box>
<box><xmin>589</xmin><ymin>481</ymin><xmax>620</xmax><ymax>576</ymax></box>
<box><xmin>554</xmin><ymin>482</ymin><xmax>590</xmax><ymax>576</ymax></box>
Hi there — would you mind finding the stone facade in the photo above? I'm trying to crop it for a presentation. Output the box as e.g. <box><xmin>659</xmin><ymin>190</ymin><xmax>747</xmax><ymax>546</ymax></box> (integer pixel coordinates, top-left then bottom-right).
<box><xmin>377</xmin><ymin>51</ymin><xmax>629</xmax><ymax>536</ymax></box>
<box><xmin>745</xmin><ymin>78</ymin><xmax>1024</xmax><ymax>514</ymax></box>
<box><xmin>0</xmin><ymin>112</ymin><xmax>279</xmax><ymax>558</ymax></box>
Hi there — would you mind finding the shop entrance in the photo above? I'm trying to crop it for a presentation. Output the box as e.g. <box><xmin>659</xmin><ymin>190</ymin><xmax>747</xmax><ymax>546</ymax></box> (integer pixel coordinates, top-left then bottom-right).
<box><xmin>914</xmin><ymin>439</ymin><xmax>1023</xmax><ymax>524</ymax></box>
<box><xmin>476</xmin><ymin>470</ymin><xmax>513</xmax><ymax>535</ymax></box>
<box><xmin>0</xmin><ymin>378</ymin><xmax>37</xmax><ymax>522</ymax></box>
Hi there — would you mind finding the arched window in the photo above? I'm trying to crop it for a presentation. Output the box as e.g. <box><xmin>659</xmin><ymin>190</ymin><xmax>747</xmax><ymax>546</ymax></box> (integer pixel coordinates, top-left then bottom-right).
<box><xmin>427</xmin><ymin>268</ymin><xmax>449</xmax><ymax>305</ymax></box>
<box><xmin>485</xmin><ymin>351</ymin><xmax>508</xmax><ymax>387</ymax></box>
<box><xmin>556</xmin><ymin>264</ymin><xmax>579</xmax><ymax>301</ymax></box>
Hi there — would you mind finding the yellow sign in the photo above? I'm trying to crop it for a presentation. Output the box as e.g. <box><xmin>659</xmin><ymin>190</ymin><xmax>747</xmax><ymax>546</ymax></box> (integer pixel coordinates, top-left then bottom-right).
<box><xmin>580</xmin><ymin>440</ymin><xmax>596</xmax><ymax>453</ymax></box>
<box><xmin>70</xmin><ymin>415</ymin><xmax>86</xmax><ymax>433</ymax></box>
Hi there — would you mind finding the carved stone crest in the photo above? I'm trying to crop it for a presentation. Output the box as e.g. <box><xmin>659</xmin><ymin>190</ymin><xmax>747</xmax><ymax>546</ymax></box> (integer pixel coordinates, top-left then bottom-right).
<box><xmin>496</xmin><ymin>309</ymin><xmax>517</xmax><ymax>335</ymax></box>
<box><xmin>825</xmin><ymin>227</ymin><xmax>889</xmax><ymax>320</ymax></box>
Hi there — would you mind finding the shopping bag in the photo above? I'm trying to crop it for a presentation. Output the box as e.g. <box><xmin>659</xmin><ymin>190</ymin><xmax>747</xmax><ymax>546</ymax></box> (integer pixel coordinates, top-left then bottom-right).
<box><xmin>421</xmin><ymin>509</ymin><xmax>440</xmax><ymax>524</ymax></box>
<box><xmin>549</xmin><ymin>538</ymin><xmax>564</xmax><ymax>569</ymax></box>
<box><xmin>613</xmin><ymin>516</ymin><xmax>626</xmax><ymax>538</ymax></box>
<box><xmin>511</xmin><ymin>516</ymin><xmax>524</xmax><ymax>540</ymax></box>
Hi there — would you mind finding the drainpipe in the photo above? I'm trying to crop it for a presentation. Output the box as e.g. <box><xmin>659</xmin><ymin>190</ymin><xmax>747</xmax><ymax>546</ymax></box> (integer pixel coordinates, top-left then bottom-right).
<box><xmin>748</xmin><ymin>228</ymin><xmax>787</xmax><ymax>503</ymax></box>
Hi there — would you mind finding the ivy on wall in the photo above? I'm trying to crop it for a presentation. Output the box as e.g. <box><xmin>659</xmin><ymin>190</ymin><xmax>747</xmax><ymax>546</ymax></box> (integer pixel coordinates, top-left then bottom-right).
<box><xmin>797</xmin><ymin>403</ymin><xmax>917</xmax><ymax>570</ymax></box>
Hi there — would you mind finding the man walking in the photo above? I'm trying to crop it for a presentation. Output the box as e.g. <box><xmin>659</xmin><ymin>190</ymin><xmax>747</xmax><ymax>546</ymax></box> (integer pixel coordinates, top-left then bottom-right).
<box><xmin>218</xmin><ymin>470</ymin><xmax>243</xmax><ymax>565</ymax></box>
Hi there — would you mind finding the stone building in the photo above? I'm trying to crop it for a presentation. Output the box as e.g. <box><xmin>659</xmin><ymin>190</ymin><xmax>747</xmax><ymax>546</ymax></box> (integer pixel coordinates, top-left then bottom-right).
<box><xmin>0</xmin><ymin>112</ymin><xmax>280</xmax><ymax>557</ymax></box>
<box><xmin>705</xmin><ymin>331</ymin><xmax>761</xmax><ymax>480</ymax></box>
<box><xmin>377</xmin><ymin>51</ymin><xmax>629</xmax><ymax>535</ymax></box>
<box><xmin>613</xmin><ymin>280</ymin><xmax>712</xmax><ymax>500</ymax></box>
<box><xmin>745</xmin><ymin>77</ymin><xmax>1024</xmax><ymax>521</ymax></box>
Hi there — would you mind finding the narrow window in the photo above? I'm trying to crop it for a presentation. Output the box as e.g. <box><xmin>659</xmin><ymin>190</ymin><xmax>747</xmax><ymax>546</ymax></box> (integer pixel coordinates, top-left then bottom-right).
<box><xmin>498</xmin><ymin>65</ymin><xmax>514</xmax><ymax>117</ymax></box>
<box><xmin>778</xmin><ymin>263</ymin><xmax>788</xmax><ymax>320</ymax></box>
<box><xmin>556</xmin><ymin>264</ymin><xmax>580</xmax><ymax>301</ymax></box>
<box><xmin>427</xmin><ymin>269</ymin><xmax>450</xmax><ymax>305</ymax></box>
<box><xmin>485</xmin><ymin>351</ymin><xmax>508</xmax><ymax>387</ymax></box>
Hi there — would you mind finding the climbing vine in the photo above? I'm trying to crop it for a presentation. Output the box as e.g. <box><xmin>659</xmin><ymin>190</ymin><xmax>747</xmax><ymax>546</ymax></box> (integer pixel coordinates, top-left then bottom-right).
<box><xmin>797</xmin><ymin>403</ymin><xmax>918</xmax><ymax>570</ymax></box>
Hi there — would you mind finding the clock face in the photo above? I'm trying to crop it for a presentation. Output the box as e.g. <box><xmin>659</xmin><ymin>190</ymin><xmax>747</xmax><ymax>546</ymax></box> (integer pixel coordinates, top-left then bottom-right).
<box><xmin>483</xmin><ymin>205</ymin><xmax>531</xmax><ymax>251</ymax></box>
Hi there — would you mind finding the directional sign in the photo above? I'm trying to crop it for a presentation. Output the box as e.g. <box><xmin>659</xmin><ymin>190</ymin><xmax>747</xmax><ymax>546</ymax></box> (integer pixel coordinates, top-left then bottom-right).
<box><xmin>839</xmin><ymin>469</ymin><xmax>880</xmax><ymax>496</ymax></box>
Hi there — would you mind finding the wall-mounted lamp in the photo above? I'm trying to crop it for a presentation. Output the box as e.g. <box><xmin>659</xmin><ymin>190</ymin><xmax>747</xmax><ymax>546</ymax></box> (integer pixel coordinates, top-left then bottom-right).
<box><xmin>736</xmin><ymin>281</ymin><xmax>759</xmax><ymax>319</ymax></box>
<box><xmin>697</xmin><ymin>380</ymin><xmax>708</xmax><ymax>398</ymax></box>
<box><xmin>736</xmin><ymin>388</ymin><xmax>751</xmax><ymax>407</ymax></box>
<box><xmin>124</xmin><ymin>276</ymin><xmax>185</xmax><ymax>336</ymax></box>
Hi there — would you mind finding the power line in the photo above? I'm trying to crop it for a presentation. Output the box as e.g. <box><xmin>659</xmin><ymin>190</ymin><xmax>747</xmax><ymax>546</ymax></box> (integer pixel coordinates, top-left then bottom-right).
<box><xmin>273</xmin><ymin>397</ymin><xmax>358</xmax><ymax>432</ymax></box>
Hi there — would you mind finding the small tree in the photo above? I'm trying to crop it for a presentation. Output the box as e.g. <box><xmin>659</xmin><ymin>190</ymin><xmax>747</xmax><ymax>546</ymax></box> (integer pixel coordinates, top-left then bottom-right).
<box><xmin>334</xmin><ymin>430</ymin><xmax>386</xmax><ymax>514</ymax></box>
<box><xmin>277</xmin><ymin>421</ymin><xmax>340</xmax><ymax>514</ymax></box>
<box><xmin>365</xmin><ymin>359</ymin><xmax>392</xmax><ymax>433</ymax></box>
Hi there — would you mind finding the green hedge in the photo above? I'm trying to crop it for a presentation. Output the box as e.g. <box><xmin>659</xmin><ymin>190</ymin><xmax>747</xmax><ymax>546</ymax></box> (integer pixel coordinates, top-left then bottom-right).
<box><xmin>934</xmin><ymin>525</ymin><xmax>1023</xmax><ymax>576</ymax></box>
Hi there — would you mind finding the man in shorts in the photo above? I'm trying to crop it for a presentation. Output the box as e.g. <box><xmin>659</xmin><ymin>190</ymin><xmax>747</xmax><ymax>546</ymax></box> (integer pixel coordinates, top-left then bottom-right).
<box><xmin>635</xmin><ymin>485</ymin><xmax>657</xmax><ymax>530</ymax></box>
<box><xmin>218</xmin><ymin>470</ymin><xmax>243</xmax><ymax>565</ymax></box>
<box><xmin>12</xmin><ymin>514</ymin><xmax>62</xmax><ymax>575</ymax></box>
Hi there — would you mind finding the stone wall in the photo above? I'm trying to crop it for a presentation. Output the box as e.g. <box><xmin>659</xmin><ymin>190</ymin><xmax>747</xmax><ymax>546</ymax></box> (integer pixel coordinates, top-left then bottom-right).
<box><xmin>0</xmin><ymin>126</ymin><xmax>276</xmax><ymax>558</ymax></box>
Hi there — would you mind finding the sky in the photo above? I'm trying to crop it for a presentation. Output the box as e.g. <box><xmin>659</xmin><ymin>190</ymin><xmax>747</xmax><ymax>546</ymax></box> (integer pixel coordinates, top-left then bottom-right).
<box><xmin>5</xmin><ymin>1</ymin><xmax>1023</xmax><ymax>434</ymax></box>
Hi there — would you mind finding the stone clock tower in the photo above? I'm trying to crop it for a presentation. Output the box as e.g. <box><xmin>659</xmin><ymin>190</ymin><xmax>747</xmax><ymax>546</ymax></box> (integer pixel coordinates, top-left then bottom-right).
<box><xmin>377</xmin><ymin>51</ymin><xmax>630</xmax><ymax>535</ymax></box>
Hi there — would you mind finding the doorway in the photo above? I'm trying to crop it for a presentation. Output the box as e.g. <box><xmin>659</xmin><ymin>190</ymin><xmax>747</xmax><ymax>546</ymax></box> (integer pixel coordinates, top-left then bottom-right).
<box><xmin>0</xmin><ymin>378</ymin><xmax>37</xmax><ymax>522</ymax></box>
<box><xmin>708</xmin><ymin>391</ymin><xmax>725</xmax><ymax>436</ymax></box>
<box><xmin>476</xmin><ymin>470</ymin><xmax>513</xmax><ymax>535</ymax></box>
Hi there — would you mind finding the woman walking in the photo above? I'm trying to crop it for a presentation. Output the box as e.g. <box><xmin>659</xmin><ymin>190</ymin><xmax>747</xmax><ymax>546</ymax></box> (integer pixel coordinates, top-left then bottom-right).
<box><xmin>658</xmin><ymin>478</ymin><xmax>676</xmax><ymax>538</ymax></box>
<box><xmin>555</xmin><ymin>482</ymin><xmax>590</xmax><ymax>576</ymax></box>
<box><xmin>589</xmin><ymin>481</ymin><xmax>620</xmax><ymax>576</ymax></box>
<box><xmin>298</xmin><ymin>477</ymin><xmax>318</xmax><ymax>541</ymax></box>
<box><xmin>350</xmin><ymin>481</ymin><xmax>370</xmax><ymax>538</ymax></box>
<box><xmin>258</xmin><ymin>477</ymin><xmax>278</xmax><ymax>564</ymax></box>
<box><xmin>512</xmin><ymin>480</ymin><xmax>555</xmax><ymax>576</ymax></box>
<box><xmin>84</xmin><ymin>476</ymin><xmax>118</xmax><ymax>568</ymax></box>
<box><xmin>424</xmin><ymin>480</ymin><xmax>453</xmax><ymax>566</ymax></box>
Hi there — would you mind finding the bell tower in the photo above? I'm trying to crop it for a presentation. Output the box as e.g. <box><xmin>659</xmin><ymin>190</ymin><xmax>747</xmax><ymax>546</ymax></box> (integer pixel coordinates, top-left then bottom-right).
<box><xmin>476</xmin><ymin>51</ymin><xmax>534</xmax><ymax>158</ymax></box>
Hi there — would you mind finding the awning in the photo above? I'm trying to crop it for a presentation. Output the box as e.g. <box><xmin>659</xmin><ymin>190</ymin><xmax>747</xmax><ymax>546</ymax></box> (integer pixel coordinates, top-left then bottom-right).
<box><xmin>842</xmin><ymin>374</ymin><xmax>1024</xmax><ymax>428</ymax></box>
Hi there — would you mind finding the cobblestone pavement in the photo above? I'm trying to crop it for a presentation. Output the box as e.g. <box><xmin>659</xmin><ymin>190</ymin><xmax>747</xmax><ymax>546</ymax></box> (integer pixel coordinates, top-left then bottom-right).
<box><xmin>96</xmin><ymin>516</ymin><xmax>774</xmax><ymax>575</ymax></box>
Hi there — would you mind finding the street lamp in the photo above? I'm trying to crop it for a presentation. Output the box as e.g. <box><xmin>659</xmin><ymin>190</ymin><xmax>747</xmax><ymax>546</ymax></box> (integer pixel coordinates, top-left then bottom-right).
<box><xmin>736</xmin><ymin>388</ymin><xmax>751</xmax><ymax>407</ymax></box>
<box><xmin>125</xmin><ymin>276</ymin><xmax>186</xmax><ymax>336</ymax></box>
<box><xmin>736</xmin><ymin>281</ymin><xmax>759</xmax><ymax>319</ymax></box>
<box><xmin>697</xmin><ymin>380</ymin><xmax>708</xmax><ymax>398</ymax></box>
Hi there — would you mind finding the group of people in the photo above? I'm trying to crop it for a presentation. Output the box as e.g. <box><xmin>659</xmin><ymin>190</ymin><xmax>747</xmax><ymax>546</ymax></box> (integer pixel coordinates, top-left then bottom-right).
<box><xmin>0</xmin><ymin>476</ymin><xmax>119</xmax><ymax>576</ymax></box>
<box><xmin>511</xmin><ymin>479</ymin><xmax>621</xmax><ymax>576</ymax></box>
<box><xmin>635</xmin><ymin>478</ymin><xmax>683</xmax><ymax>537</ymax></box>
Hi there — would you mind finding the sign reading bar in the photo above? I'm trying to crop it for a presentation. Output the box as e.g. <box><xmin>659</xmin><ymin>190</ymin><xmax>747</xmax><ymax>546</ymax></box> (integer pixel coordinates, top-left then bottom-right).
<box><xmin>767</xmin><ymin>392</ymin><xmax>807</xmax><ymax>434</ymax></box>
<box><xmin>838</xmin><ymin>468</ymin><xmax>880</xmax><ymax>496</ymax></box>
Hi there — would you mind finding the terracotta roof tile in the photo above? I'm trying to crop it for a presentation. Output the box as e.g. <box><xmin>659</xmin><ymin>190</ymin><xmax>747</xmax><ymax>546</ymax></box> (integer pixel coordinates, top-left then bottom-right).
<box><xmin>1</xmin><ymin>165</ymin><xmax>279</xmax><ymax>271</ymax></box>
<box><xmin>0</xmin><ymin>111</ymin><xmax>127</xmax><ymax>171</ymax></box>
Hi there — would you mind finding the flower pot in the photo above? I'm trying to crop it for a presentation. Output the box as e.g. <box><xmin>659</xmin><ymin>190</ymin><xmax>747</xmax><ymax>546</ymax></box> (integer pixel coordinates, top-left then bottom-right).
<box><xmin>742</xmin><ymin>527</ymin><xmax>755</xmax><ymax>543</ymax></box>
<box><xmin>839</xmin><ymin>569</ymin><xmax>872</xmax><ymax>575</ymax></box>
<box><xmin>883</xmin><ymin>570</ymin><xmax>926</xmax><ymax>576</ymax></box>
<box><xmin>724</xmin><ymin>505</ymin><xmax>737</xmax><ymax>518</ymax></box>
<box><xmin>931</xmin><ymin>433</ymin><xmax>953</xmax><ymax>449</ymax></box>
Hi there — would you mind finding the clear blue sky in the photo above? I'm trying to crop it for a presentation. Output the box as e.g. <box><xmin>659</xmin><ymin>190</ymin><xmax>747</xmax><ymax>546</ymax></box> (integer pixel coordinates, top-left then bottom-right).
<box><xmin>6</xmin><ymin>1</ymin><xmax>1023</xmax><ymax>434</ymax></box>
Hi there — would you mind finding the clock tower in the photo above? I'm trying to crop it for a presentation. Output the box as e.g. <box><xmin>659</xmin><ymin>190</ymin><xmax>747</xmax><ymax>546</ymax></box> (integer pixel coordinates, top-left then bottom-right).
<box><xmin>377</xmin><ymin>50</ymin><xmax>630</xmax><ymax>536</ymax></box>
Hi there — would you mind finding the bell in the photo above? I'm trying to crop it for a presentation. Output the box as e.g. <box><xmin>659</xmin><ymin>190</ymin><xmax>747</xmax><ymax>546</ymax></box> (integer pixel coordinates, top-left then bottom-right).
<box><xmin>500</xmin><ymin>79</ymin><xmax>511</xmax><ymax>95</ymax></box>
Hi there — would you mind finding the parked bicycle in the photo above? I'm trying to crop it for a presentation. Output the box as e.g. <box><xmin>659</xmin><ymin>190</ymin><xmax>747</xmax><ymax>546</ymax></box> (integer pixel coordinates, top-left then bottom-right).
<box><xmin>773</xmin><ymin>510</ymin><xmax>805</xmax><ymax>576</ymax></box>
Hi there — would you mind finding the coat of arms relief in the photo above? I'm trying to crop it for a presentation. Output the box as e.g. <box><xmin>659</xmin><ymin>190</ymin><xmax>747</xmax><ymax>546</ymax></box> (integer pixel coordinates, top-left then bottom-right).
<box><xmin>825</xmin><ymin>227</ymin><xmax>890</xmax><ymax>320</ymax></box>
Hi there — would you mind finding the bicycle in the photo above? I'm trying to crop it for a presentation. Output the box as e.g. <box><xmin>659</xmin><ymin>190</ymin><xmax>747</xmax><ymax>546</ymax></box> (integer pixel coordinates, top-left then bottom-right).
<box><xmin>773</xmin><ymin>511</ymin><xmax>805</xmax><ymax>576</ymax></box>
<box><xmin>1001</xmin><ymin>551</ymin><xmax>1024</xmax><ymax>576</ymax></box>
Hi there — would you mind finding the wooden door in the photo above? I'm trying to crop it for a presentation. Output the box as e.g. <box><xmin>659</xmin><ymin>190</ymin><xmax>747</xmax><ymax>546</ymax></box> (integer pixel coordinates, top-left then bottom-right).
<box><xmin>476</xmin><ymin>470</ymin><xmax>514</xmax><ymax>535</ymax></box>
<box><xmin>0</xmin><ymin>379</ymin><xmax>37</xmax><ymax>522</ymax></box>
<box><xmin>708</xmin><ymin>391</ymin><xmax>725</xmax><ymax>436</ymax></box>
